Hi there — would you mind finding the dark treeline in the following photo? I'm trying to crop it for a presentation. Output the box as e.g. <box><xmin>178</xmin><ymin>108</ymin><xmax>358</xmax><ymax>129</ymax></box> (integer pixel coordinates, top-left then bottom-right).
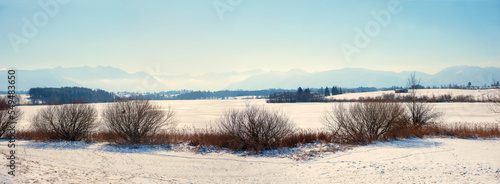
<box><xmin>384</xmin><ymin>82</ymin><xmax>500</xmax><ymax>90</ymax></box>
<box><xmin>267</xmin><ymin>82</ymin><xmax>500</xmax><ymax>103</ymax></box>
<box><xmin>268</xmin><ymin>87</ymin><xmax>343</xmax><ymax>103</ymax></box>
<box><xmin>25</xmin><ymin>81</ymin><xmax>500</xmax><ymax>104</ymax></box>
<box><xmin>29</xmin><ymin>87</ymin><xmax>115</xmax><ymax>105</ymax></box>
<box><xmin>122</xmin><ymin>89</ymin><xmax>295</xmax><ymax>100</ymax></box>
<box><xmin>358</xmin><ymin>93</ymin><xmax>496</xmax><ymax>103</ymax></box>
<box><xmin>174</xmin><ymin>89</ymin><xmax>294</xmax><ymax>100</ymax></box>
<box><xmin>126</xmin><ymin>82</ymin><xmax>499</xmax><ymax>101</ymax></box>
<box><xmin>115</xmin><ymin>90</ymin><xmax>191</xmax><ymax>100</ymax></box>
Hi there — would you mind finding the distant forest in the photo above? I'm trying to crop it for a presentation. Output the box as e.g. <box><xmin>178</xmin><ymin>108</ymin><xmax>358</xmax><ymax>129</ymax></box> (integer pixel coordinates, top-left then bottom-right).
<box><xmin>121</xmin><ymin>89</ymin><xmax>295</xmax><ymax>100</ymax></box>
<box><xmin>119</xmin><ymin>87</ymin><xmax>391</xmax><ymax>101</ymax></box>
<box><xmin>29</xmin><ymin>87</ymin><xmax>115</xmax><ymax>104</ymax></box>
<box><xmin>268</xmin><ymin>86</ymin><xmax>344</xmax><ymax>103</ymax></box>
<box><xmin>24</xmin><ymin>81</ymin><xmax>500</xmax><ymax>104</ymax></box>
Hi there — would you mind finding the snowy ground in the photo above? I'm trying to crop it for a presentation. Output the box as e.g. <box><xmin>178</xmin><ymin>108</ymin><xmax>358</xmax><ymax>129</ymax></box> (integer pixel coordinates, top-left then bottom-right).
<box><xmin>1</xmin><ymin>138</ymin><xmax>499</xmax><ymax>183</ymax></box>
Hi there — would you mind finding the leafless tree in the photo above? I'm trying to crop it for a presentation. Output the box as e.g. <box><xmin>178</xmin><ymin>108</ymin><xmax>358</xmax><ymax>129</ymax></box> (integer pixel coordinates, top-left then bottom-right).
<box><xmin>323</xmin><ymin>101</ymin><xmax>408</xmax><ymax>143</ymax></box>
<box><xmin>489</xmin><ymin>89</ymin><xmax>500</xmax><ymax>113</ymax></box>
<box><xmin>102</xmin><ymin>100</ymin><xmax>176</xmax><ymax>145</ymax></box>
<box><xmin>407</xmin><ymin>72</ymin><xmax>420</xmax><ymax>101</ymax></box>
<box><xmin>218</xmin><ymin>104</ymin><xmax>294</xmax><ymax>151</ymax></box>
<box><xmin>32</xmin><ymin>103</ymin><xmax>97</xmax><ymax>141</ymax></box>
<box><xmin>486</xmin><ymin>79</ymin><xmax>500</xmax><ymax>122</ymax></box>
<box><xmin>0</xmin><ymin>97</ymin><xmax>22</xmax><ymax>137</ymax></box>
<box><xmin>406</xmin><ymin>72</ymin><xmax>442</xmax><ymax>126</ymax></box>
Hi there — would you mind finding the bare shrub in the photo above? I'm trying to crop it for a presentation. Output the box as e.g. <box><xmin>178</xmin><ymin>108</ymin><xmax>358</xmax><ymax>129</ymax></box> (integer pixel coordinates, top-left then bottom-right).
<box><xmin>323</xmin><ymin>101</ymin><xmax>409</xmax><ymax>144</ymax></box>
<box><xmin>406</xmin><ymin>72</ymin><xmax>443</xmax><ymax>126</ymax></box>
<box><xmin>102</xmin><ymin>100</ymin><xmax>176</xmax><ymax>145</ymax></box>
<box><xmin>31</xmin><ymin>103</ymin><xmax>97</xmax><ymax>141</ymax></box>
<box><xmin>0</xmin><ymin>97</ymin><xmax>22</xmax><ymax>137</ymax></box>
<box><xmin>218</xmin><ymin>104</ymin><xmax>294</xmax><ymax>152</ymax></box>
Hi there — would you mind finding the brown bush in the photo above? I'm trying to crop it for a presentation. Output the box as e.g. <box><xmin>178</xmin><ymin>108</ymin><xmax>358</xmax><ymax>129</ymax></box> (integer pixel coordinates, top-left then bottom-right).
<box><xmin>324</xmin><ymin>101</ymin><xmax>409</xmax><ymax>144</ymax></box>
<box><xmin>218</xmin><ymin>104</ymin><xmax>294</xmax><ymax>152</ymax></box>
<box><xmin>102</xmin><ymin>99</ymin><xmax>177</xmax><ymax>145</ymax></box>
<box><xmin>31</xmin><ymin>103</ymin><xmax>97</xmax><ymax>141</ymax></box>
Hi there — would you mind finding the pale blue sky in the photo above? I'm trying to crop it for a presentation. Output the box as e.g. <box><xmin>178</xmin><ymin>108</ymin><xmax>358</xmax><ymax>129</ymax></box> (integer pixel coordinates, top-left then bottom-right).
<box><xmin>1</xmin><ymin>0</ymin><xmax>499</xmax><ymax>75</ymax></box>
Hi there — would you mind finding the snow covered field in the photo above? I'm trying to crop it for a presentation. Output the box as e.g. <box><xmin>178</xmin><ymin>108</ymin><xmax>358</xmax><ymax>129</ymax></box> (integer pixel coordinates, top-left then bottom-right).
<box><xmin>13</xmin><ymin>101</ymin><xmax>499</xmax><ymax>130</ymax></box>
<box><xmin>1</xmin><ymin>138</ymin><xmax>499</xmax><ymax>183</ymax></box>
<box><xmin>13</xmin><ymin>91</ymin><xmax>500</xmax><ymax>130</ymax></box>
<box><xmin>329</xmin><ymin>89</ymin><xmax>499</xmax><ymax>101</ymax></box>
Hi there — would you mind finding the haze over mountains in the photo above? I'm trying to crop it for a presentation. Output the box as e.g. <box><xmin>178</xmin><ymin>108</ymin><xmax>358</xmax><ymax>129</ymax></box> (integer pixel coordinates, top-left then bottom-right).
<box><xmin>3</xmin><ymin>65</ymin><xmax>500</xmax><ymax>92</ymax></box>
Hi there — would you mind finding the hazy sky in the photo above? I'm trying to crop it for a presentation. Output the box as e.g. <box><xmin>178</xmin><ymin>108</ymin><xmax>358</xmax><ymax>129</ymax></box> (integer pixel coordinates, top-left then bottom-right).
<box><xmin>1</xmin><ymin>0</ymin><xmax>499</xmax><ymax>75</ymax></box>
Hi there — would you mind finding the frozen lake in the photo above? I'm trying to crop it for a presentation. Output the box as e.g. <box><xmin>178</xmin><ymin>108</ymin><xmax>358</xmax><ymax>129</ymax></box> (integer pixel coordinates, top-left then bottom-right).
<box><xmin>14</xmin><ymin>99</ymin><xmax>500</xmax><ymax>130</ymax></box>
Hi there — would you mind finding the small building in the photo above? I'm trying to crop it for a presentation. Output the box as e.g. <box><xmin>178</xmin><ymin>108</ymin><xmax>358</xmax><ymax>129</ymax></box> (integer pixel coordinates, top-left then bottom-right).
<box><xmin>395</xmin><ymin>89</ymin><xmax>408</xmax><ymax>93</ymax></box>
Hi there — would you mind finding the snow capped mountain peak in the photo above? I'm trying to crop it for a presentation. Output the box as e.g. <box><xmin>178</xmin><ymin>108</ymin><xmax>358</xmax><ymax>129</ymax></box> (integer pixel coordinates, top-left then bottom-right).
<box><xmin>3</xmin><ymin>65</ymin><xmax>499</xmax><ymax>92</ymax></box>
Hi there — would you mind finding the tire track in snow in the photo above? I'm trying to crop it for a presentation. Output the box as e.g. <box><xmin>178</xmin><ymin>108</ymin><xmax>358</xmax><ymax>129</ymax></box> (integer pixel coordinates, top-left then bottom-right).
<box><xmin>89</xmin><ymin>145</ymin><xmax>114</xmax><ymax>171</ymax></box>
<box><xmin>383</xmin><ymin>148</ymin><xmax>454</xmax><ymax>162</ymax></box>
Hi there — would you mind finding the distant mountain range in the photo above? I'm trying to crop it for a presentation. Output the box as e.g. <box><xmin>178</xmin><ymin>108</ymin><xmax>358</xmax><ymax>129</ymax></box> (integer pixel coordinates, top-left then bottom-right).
<box><xmin>2</xmin><ymin>65</ymin><xmax>500</xmax><ymax>92</ymax></box>
<box><xmin>2</xmin><ymin>66</ymin><xmax>165</xmax><ymax>92</ymax></box>
<box><xmin>227</xmin><ymin>66</ymin><xmax>500</xmax><ymax>90</ymax></box>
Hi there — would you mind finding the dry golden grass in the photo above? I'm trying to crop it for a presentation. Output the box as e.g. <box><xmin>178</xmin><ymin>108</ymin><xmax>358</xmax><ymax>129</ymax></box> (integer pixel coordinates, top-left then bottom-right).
<box><xmin>383</xmin><ymin>123</ymin><xmax>500</xmax><ymax>140</ymax></box>
<box><xmin>15</xmin><ymin>123</ymin><xmax>500</xmax><ymax>150</ymax></box>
